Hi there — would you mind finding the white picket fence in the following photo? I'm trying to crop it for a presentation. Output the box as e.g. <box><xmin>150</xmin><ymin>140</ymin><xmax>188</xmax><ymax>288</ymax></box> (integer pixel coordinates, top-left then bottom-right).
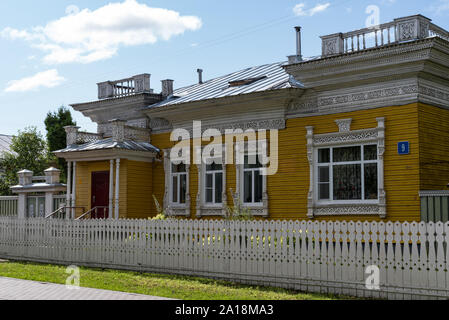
<box><xmin>0</xmin><ymin>217</ymin><xmax>448</xmax><ymax>300</ymax></box>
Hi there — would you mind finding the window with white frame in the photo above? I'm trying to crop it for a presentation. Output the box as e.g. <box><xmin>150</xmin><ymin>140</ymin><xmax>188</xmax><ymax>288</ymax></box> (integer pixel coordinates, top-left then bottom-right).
<box><xmin>316</xmin><ymin>144</ymin><xmax>379</xmax><ymax>203</ymax></box>
<box><xmin>204</xmin><ymin>160</ymin><xmax>223</xmax><ymax>205</ymax></box>
<box><xmin>171</xmin><ymin>163</ymin><xmax>187</xmax><ymax>205</ymax></box>
<box><xmin>243</xmin><ymin>154</ymin><xmax>264</xmax><ymax>205</ymax></box>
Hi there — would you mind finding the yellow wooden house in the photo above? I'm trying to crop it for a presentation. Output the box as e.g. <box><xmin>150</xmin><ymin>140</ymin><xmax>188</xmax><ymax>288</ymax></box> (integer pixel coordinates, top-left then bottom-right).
<box><xmin>55</xmin><ymin>15</ymin><xmax>449</xmax><ymax>222</ymax></box>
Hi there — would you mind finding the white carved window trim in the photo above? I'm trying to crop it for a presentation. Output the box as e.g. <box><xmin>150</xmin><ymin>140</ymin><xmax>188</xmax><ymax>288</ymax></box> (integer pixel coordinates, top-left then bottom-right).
<box><xmin>314</xmin><ymin>144</ymin><xmax>380</xmax><ymax>205</ymax></box>
<box><xmin>163</xmin><ymin>148</ymin><xmax>190</xmax><ymax>217</ymax></box>
<box><xmin>306</xmin><ymin>118</ymin><xmax>386</xmax><ymax>219</ymax></box>
<box><xmin>235</xmin><ymin>140</ymin><xmax>269</xmax><ymax>217</ymax></box>
<box><xmin>196</xmin><ymin>151</ymin><xmax>227</xmax><ymax>217</ymax></box>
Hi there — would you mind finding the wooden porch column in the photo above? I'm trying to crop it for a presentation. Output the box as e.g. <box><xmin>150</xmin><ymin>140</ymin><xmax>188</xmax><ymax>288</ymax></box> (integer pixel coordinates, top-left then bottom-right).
<box><xmin>71</xmin><ymin>161</ymin><xmax>76</xmax><ymax>219</ymax></box>
<box><xmin>66</xmin><ymin>161</ymin><xmax>72</xmax><ymax>219</ymax></box>
<box><xmin>114</xmin><ymin>158</ymin><xmax>120</xmax><ymax>220</ymax></box>
<box><xmin>109</xmin><ymin>160</ymin><xmax>114</xmax><ymax>219</ymax></box>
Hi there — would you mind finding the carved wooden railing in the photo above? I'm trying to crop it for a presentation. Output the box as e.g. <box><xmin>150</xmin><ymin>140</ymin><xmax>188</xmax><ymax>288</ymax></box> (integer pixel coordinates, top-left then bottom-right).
<box><xmin>429</xmin><ymin>22</ymin><xmax>449</xmax><ymax>42</ymax></box>
<box><xmin>76</xmin><ymin>131</ymin><xmax>103</xmax><ymax>144</ymax></box>
<box><xmin>320</xmin><ymin>15</ymin><xmax>449</xmax><ymax>58</ymax></box>
<box><xmin>97</xmin><ymin>74</ymin><xmax>152</xmax><ymax>99</ymax></box>
<box><xmin>342</xmin><ymin>21</ymin><xmax>396</xmax><ymax>54</ymax></box>
<box><xmin>124</xmin><ymin>125</ymin><xmax>151</xmax><ymax>142</ymax></box>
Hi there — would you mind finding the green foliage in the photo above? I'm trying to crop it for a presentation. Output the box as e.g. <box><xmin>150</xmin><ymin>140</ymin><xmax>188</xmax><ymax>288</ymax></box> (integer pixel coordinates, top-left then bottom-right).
<box><xmin>224</xmin><ymin>189</ymin><xmax>255</xmax><ymax>221</ymax></box>
<box><xmin>0</xmin><ymin>127</ymin><xmax>50</xmax><ymax>195</ymax></box>
<box><xmin>151</xmin><ymin>195</ymin><xmax>167</xmax><ymax>220</ymax></box>
<box><xmin>44</xmin><ymin>106</ymin><xmax>76</xmax><ymax>181</ymax></box>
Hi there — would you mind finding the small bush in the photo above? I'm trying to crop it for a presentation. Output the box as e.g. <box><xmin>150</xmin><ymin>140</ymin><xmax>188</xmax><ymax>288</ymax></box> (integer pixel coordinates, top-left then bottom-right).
<box><xmin>151</xmin><ymin>195</ymin><xmax>167</xmax><ymax>220</ymax></box>
<box><xmin>224</xmin><ymin>189</ymin><xmax>255</xmax><ymax>221</ymax></box>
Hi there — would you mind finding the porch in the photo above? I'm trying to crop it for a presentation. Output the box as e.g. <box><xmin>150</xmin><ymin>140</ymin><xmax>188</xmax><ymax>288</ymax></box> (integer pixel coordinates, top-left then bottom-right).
<box><xmin>53</xmin><ymin>119</ymin><xmax>159</xmax><ymax>220</ymax></box>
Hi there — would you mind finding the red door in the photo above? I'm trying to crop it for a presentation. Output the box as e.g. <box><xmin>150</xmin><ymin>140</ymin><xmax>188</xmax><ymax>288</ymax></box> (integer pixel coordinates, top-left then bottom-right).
<box><xmin>91</xmin><ymin>171</ymin><xmax>109</xmax><ymax>219</ymax></box>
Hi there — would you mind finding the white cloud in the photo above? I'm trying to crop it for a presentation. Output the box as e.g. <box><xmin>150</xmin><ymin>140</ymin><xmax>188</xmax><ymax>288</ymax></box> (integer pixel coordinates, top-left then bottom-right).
<box><xmin>293</xmin><ymin>3</ymin><xmax>331</xmax><ymax>16</ymax></box>
<box><xmin>2</xmin><ymin>0</ymin><xmax>202</xmax><ymax>64</ymax></box>
<box><xmin>4</xmin><ymin>69</ymin><xmax>66</xmax><ymax>92</ymax></box>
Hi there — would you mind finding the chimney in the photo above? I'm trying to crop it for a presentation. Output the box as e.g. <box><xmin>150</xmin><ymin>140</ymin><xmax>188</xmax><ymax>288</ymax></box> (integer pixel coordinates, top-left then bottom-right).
<box><xmin>109</xmin><ymin>119</ymin><xmax>127</xmax><ymax>142</ymax></box>
<box><xmin>295</xmin><ymin>26</ymin><xmax>302</xmax><ymax>60</ymax></box>
<box><xmin>64</xmin><ymin>126</ymin><xmax>80</xmax><ymax>146</ymax></box>
<box><xmin>161</xmin><ymin>79</ymin><xmax>174</xmax><ymax>97</ymax></box>
<box><xmin>288</xmin><ymin>26</ymin><xmax>303</xmax><ymax>64</ymax></box>
<box><xmin>197</xmin><ymin>69</ymin><xmax>203</xmax><ymax>84</ymax></box>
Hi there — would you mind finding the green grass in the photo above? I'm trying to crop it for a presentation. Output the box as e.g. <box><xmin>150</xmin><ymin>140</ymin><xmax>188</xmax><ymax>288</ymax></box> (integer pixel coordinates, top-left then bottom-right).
<box><xmin>0</xmin><ymin>260</ymin><xmax>345</xmax><ymax>300</ymax></box>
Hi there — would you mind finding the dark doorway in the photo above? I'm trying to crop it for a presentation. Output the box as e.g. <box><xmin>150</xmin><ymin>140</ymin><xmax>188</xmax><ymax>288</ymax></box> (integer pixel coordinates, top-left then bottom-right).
<box><xmin>91</xmin><ymin>171</ymin><xmax>109</xmax><ymax>219</ymax></box>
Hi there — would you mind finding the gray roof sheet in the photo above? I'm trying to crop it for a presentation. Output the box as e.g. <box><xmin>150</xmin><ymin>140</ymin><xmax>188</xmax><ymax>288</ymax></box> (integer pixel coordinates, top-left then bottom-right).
<box><xmin>147</xmin><ymin>61</ymin><xmax>295</xmax><ymax>109</ymax></box>
<box><xmin>0</xmin><ymin>135</ymin><xmax>13</xmax><ymax>156</ymax></box>
<box><xmin>55</xmin><ymin>138</ymin><xmax>160</xmax><ymax>154</ymax></box>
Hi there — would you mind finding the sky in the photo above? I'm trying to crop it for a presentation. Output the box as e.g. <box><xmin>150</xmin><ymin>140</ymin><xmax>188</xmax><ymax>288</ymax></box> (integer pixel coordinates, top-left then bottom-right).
<box><xmin>0</xmin><ymin>0</ymin><xmax>448</xmax><ymax>136</ymax></box>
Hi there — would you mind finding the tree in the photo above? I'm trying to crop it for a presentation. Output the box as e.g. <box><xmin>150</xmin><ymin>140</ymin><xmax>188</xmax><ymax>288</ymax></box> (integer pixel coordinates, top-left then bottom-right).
<box><xmin>44</xmin><ymin>106</ymin><xmax>76</xmax><ymax>181</ymax></box>
<box><xmin>0</xmin><ymin>127</ymin><xmax>50</xmax><ymax>195</ymax></box>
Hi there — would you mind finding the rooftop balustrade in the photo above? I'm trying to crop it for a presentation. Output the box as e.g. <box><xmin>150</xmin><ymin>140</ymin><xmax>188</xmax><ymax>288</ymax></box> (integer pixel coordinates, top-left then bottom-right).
<box><xmin>97</xmin><ymin>74</ymin><xmax>153</xmax><ymax>99</ymax></box>
<box><xmin>316</xmin><ymin>15</ymin><xmax>449</xmax><ymax>58</ymax></box>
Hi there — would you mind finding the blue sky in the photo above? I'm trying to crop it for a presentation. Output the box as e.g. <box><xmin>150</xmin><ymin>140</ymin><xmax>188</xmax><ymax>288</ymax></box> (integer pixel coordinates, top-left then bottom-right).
<box><xmin>0</xmin><ymin>0</ymin><xmax>447</xmax><ymax>136</ymax></box>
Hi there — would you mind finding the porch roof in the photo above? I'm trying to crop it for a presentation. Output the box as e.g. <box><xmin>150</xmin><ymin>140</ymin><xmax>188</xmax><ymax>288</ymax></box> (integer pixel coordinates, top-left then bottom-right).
<box><xmin>55</xmin><ymin>138</ymin><xmax>160</xmax><ymax>154</ymax></box>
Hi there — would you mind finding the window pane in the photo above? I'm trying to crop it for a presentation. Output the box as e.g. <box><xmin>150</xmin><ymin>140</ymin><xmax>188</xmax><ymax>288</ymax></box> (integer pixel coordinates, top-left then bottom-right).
<box><xmin>244</xmin><ymin>155</ymin><xmax>262</xmax><ymax>169</ymax></box>
<box><xmin>318</xmin><ymin>166</ymin><xmax>330</xmax><ymax>200</ymax></box>
<box><xmin>319</xmin><ymin>183</ymin><xmax>330</xmax><ymax>200</ymax></box>
<box><xmin>244</xmin><ymin>171</ymin><xmax>253</xmax><ymax>203</ymax></box>
<box><xmin>215</xmin><ymin>173</ymin><xmax>223</xmax><ymax>203</ymax></box>
<box><xmin>364</xmin><ymin>145</ymin><xmax>378</xmax><ymax>161</ymax></box>
<box><xmin>333</xmin><ymin>146</ymin><xmax>361</xmax><ymax>162</ymax></box>
<box><xmin>206</xmin><ymin>188</ymin><xmax>213</xmax><ymax>203</ymax></box>
<box><xmin>172</xmin><ymin>176</ymin><xmax>178</xmax><ymax>203</ymax></box>
<box><xmin>318</xmin><ymin>149</ymin><xmax>330</xmax><ymax>163</ymax></box>
<box><xmin>318</xmin><ymin>166</ymin><xmax>329</xmax><ymax>183</ymax></box>
<box><xmin>364</xmin><ymin>163</ymin><xmax>378</xmax><ymax>200</ymax></box>
<box><xmin>333</xmin><ymin>164</ymin><xmax>361</xmax><ymax>200</ymax></box>
<box><xmin>180</xmin><ymin>174</ymin><xmax>187</xmax><ymax>204</ymax></box>
<box><xmin>206</xmin><ymin>162</ymin><xmax>223</xmax><ymax>172</ymax></box>
<box><xmin>205</xmin><ymin>173</ymin><xmax>213</xmax><ymax>203</ymax></box>
<box><xmin>206</xmin><ymin>173</ymin><xmax>213</xmax><ymax>188</ymax></box>
<box><xmin>254</xmin><ymin>170</ymin><xmax>263</xmax><ymax>203</ymax></box>
<box><xmin>172</xmin><ymin>163</ymin><xmax>186</xmax><ymax>173</ymax></box>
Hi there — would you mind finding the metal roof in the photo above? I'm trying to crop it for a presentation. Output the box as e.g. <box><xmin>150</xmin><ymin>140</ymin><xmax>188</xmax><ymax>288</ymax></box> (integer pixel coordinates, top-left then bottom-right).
<box><xmin>147</xmin><ymin>61</ymin><xmax>298</xmax><ymax>109</ymax></box>
<box><xmin>55</xmin><ymin>138</ymin><xmax>160</xmax><ymax>154</ymax></box>
<box><xmin>0</xmin><ymin>135</ymin><xmax>13</xmax><ymax>157</ymax></box>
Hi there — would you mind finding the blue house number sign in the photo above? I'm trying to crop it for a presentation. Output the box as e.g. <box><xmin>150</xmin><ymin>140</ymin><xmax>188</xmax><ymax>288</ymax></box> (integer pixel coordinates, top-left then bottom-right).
<box><xmin>398</xmin><ymin>141</ymin><xmax>410</xmax><ymax>155</ymax></box>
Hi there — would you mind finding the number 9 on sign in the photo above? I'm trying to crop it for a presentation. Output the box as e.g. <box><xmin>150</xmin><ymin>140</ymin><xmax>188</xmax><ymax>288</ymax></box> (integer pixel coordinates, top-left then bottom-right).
<box><xmin>397</xmin><ymin>141</ymin><xmax>409</xmax><ymax>155</ymax></box>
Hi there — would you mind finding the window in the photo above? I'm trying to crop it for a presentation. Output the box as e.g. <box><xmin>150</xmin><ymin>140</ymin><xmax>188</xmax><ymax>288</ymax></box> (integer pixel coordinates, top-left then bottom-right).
<box><xmin>316</xmin><ymin>144</ymin><xmax>378</xmax><ymax>202</ymax></box>
<box><xmin>243</xmin><ymin>154</ymin><xmax>263</xmax><ymax>205</ymax></box>
<box><xmin>171</xmin><ymin>163</ymin><xmax>187</xmax><ymax>205</ymax></box>
<box><xmin>204</xmin><ymin>161</ymin><xmax>223</xmax><ymax>205</ymax></box>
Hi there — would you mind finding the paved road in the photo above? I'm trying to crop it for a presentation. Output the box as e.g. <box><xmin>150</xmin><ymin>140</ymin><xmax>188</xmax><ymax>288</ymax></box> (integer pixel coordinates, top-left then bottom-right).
<box><xmin>0</xmin><ymin>277</ymin><xmax>171</xmax><ymax>300</ymax></box>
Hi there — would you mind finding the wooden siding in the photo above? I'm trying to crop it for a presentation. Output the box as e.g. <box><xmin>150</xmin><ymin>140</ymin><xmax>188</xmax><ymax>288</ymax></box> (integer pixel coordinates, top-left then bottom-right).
<box><xmin>275</xmin><ymin>103</ymin><xmax>420</xmax><ymax>222</ymax></box>
<box><xmin>418</xmin><ymin>103</ymin><xmax>449</xmax><ymax>190</ymax></box>
<box><xmin>150</xmin><ymin>103</ymin><xmax>422</xmax><ymax>222</ymax></box>
<box><xmin>127</xmin><ymin>160</ymin><xmax>153</xmax><ymax>219</ymax></box>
